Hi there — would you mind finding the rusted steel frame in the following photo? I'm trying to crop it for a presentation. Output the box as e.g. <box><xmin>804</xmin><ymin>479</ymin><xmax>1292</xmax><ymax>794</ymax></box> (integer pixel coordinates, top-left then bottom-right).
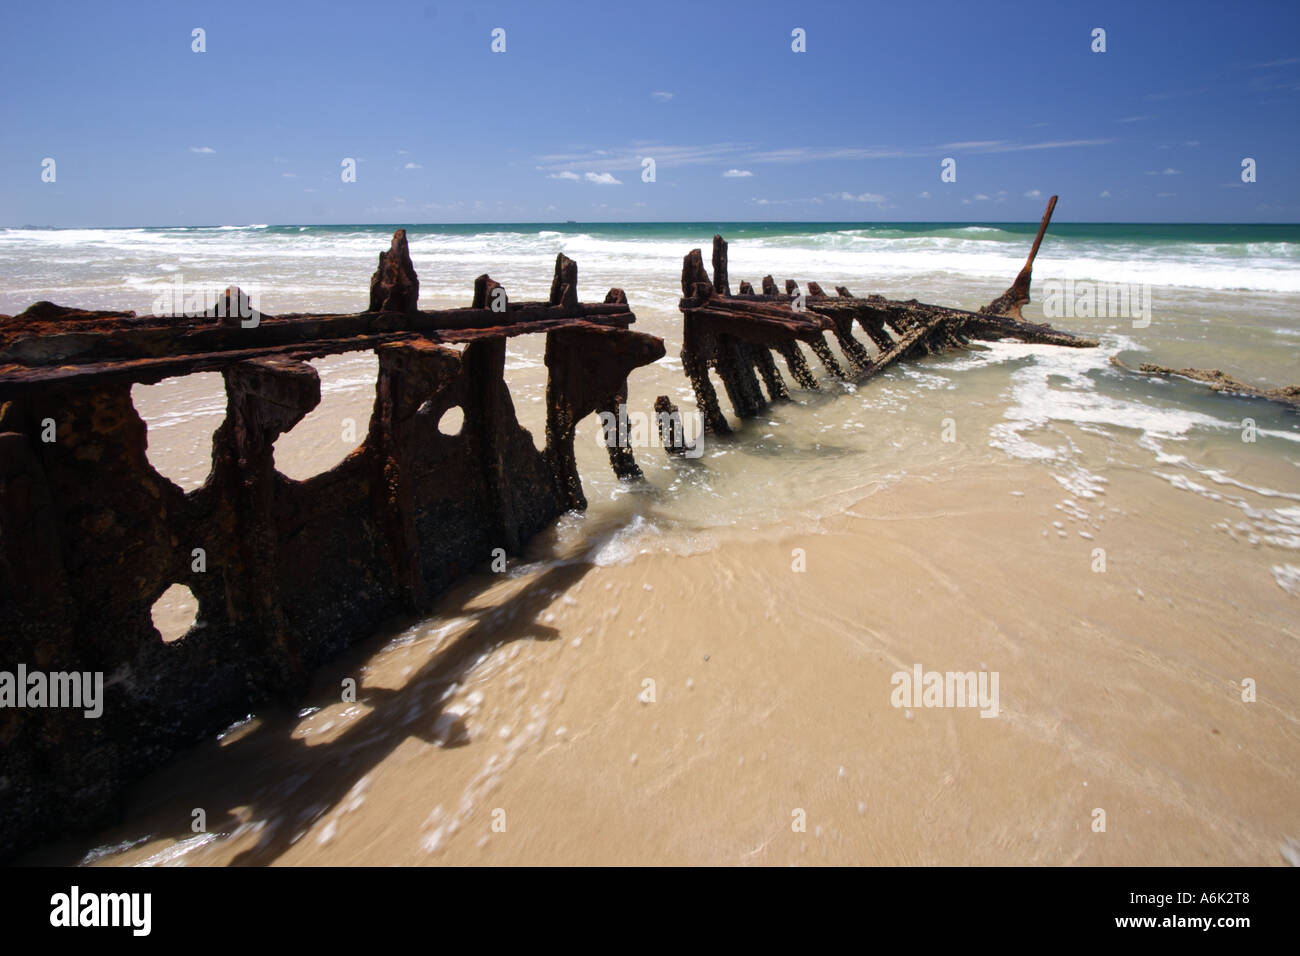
<box><xmin>0</xmin><ymin>230</ymin><xmax>667</xmax><ymax>864</ymax></box>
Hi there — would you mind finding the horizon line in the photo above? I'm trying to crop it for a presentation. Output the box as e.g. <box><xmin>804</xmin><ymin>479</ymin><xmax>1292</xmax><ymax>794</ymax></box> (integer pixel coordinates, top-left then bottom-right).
<box><xmin>5</xmin><ymin>219</ymin><xmax>1299</xmax><ymax>229</ymax></box>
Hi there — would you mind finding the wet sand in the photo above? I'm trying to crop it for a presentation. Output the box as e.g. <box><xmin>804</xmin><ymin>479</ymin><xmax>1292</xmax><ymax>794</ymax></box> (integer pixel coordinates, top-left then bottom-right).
<box><xmin>31</xmin><ymin>452</ymin><xmax>1300</xmax><ymax>866</ymax></box>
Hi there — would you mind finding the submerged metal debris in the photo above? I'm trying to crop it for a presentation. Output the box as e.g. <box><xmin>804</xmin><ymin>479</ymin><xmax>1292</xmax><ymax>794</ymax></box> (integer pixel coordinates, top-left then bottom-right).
<box><xmin>1110</xmin><ymin>356</ymin><xmax>1300</xmax><ymax>411</ymax></box>
<box><xmin>668</xmin><ymin>197</ymin><xmax>1097</xmax><ymax>433</ymax></box>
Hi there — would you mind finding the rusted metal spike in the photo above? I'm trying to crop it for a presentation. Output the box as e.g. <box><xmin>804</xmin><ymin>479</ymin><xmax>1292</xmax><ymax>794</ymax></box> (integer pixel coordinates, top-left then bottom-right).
<box><xmin>550</xmin><ymin>253</ymin><xmax>579</xmax><ymax>307</ymax></box>
<box><xmin>982</xmin><ymin>194</ymin><xmax>1057</xmax><ymax>318</ymax></box>
<box><xmin>712</xmin><ymin>235</ymin><xmax>731</xmax><ymax>297</ymax></box>
<box><xmin>205</xmin><ymin>286</ymin><xmax>259</xmax><ymax>328</ymax></box>
<box><xmin>681</xmin><ymin>249</ymin><xmax>714</xmax><ymax>299</ymax></box>
<box><xmin>369</xmin><ymin>229</ymin><xmax>420</xmax><ymax>313</ymax></box>
<box><xmin>472</xmin><ymin>274</ymin><xmax>508</xmax><ymax>313</ymax></box>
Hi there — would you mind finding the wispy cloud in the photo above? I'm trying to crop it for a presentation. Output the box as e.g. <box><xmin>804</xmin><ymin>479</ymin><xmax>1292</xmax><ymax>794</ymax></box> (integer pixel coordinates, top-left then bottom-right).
<box><xmin>831</xmin><ymin>191</ymin><xmax>886</xmax><ymax>204</ymax></box>
<box><xmin>535</xmin><ymin>137</ymin><xmax>1111</xmax><ymax>174</ymax></box>
<box><xmin>549</xmin><ymin>171</ymin><xmax>581</xmax><ymax>181</ymax></box>
<box><xmin>722</xmin><ymin>169</ymin><xmax>753</xmax><ymax>178</ymax></box>
<box><xmin>1249</xmin><ymin>57</ymin><xmax>1300</xmax><ymax>69</ymax></box>
<box><xmin>1144</xmin><ymin>88</ymin><xmax>1207</xmax><ymax>101</ymax></box>
<box><xmin>190</xmin><ymin>146</ymin><xmax>215</xmax><ymax>154</ymax></box>
<box><xmin>1146</xmin><ymin>168</ymin><xmax>1182</xmax><ymax>175</ymax></box>
<box><xmin>1024</xmin><ymin>189</ymin><xmax>1042</xmax><ymax>198</ymax></box>
<box><xmin>651</xmin><ymin>91</ymin><xmax>673</xmax><ymax>102</ymax></box>
<box><xmin>403</xmin><ymin>162</ymin><xmax>422</xmax><ymax>169</ymax></box>
<box><xmin>1117</xmin><ymin>115</ymin><xmax>1152</xmax><ymax>123</ymax></box>
<box><xmin>584</xmin><ymin>172</ymin><xmax>621</xmax><ymax>185</ymax></box>
<box><xmin>536</xmin><ymin>143</ymin><xmax>747</xmax><ymax>173</ymax></box>
<box><xmin>947</xmin><ymin>139</ymin><xmax>1112</xmax><ymax>153</ymax></box>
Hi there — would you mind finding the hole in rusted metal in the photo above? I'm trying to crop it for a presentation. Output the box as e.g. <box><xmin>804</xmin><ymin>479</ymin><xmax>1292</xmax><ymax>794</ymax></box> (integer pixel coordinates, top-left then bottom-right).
<box><xmin>437</xmin><ymin>405</ymin><xmax>464</xmax><ymax>436</ymax></box>
<box><xmin>131</xmin><ymin>373</ymin><xmax>227</xmax><ymax>492</ymax></box>
<box><xmin>152</xmin><ymin>583</ymin><xmax>199</xmax><ymax>644</ymax></box>
<box><xmin>274</xmin><ymin>351</ymin><xmax>378</xmax><ymax>480</ymax></box>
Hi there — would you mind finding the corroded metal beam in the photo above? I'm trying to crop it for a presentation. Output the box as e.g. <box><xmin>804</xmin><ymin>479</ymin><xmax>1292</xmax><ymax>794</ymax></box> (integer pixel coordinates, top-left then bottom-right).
<box><xmin>0</xmin><ymin>230</ymin><xmax>664</xmax><ymax>863</ymax></box>
<box><xmin>672</xmin><ymin>205</ymin><xmax>1095</xmax><ymax>430</ymax></box>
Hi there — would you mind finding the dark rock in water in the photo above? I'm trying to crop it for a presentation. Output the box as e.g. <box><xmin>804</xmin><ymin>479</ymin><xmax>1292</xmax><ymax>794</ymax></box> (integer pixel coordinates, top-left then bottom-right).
<box><xmin>369</xmin><ymin>229</ymin><xmax>420</xmax><ymax>313</ymax></box>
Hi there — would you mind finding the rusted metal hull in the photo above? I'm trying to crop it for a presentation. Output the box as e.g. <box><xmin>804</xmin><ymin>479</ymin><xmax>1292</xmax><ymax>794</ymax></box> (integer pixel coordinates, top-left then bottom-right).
<box><xmin>0</xmin><ymin>232</ymin><xmax>663</xmax><ymax>861</ymax></box>
<box><xmin>669</xmin><ymin>197</ymin><xmax>1097</xmax><ymax>429</ymax></box>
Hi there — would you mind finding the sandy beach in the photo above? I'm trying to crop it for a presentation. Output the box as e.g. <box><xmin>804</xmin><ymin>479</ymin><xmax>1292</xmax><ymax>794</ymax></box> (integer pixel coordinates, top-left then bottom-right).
<box><xmin>4</xmin><ymin>219</ymin><xmax>1298</xmax><ymax>868</ymax></box>
<box><xmin>27</xmin><ymin>438</ymin><xmax>1299</xmax><ymax>866</ymax></box>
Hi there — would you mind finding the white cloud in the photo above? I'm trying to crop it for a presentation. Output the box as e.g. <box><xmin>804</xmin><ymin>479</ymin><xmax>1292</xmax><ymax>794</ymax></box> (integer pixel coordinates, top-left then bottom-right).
<box><xmin>190</xmin><ymin>146</ymin><xmax>215</xmax><ymax>154</ymax></box>
<box><xmin>938</xmin><ymin>138</ymin><xmax>1112</xmax><ymax>153</ymax></box>
<box><xmin>1145</xmin><ymin>168</ymin><xmax>1182</xmax><ymax>175</ymax></box>
<box><xmin>1024</xmin><ymin>189</ymin><xmax>1041</xmax><ymax>198</ymax></box>
<box><xmin>723</xmin><ymin>169</ymin><xmax>754</xmax><ymax>178</ymax></box>
<box><xmin>535</xmin><ymin>137</ymin><xmax>1111</xmax><ymax>176</ymax></box>
<box><xmin>919</xmin><ymin>191</ymin><xmax>931</xmax><ymax>199</ymax></box>
<box><xmin>651</xmin><ymin>91</ymin><xmax>673</xmax><ymax>102</ymax></box>
<box><xmin>404</xmin><ymin>162</ymin><xmax>422</xmax><ymax>169</ymax></box>
<box><xmin>1099</xmin><ymin>190</ymin><xmax>1111</xmax><ymax>198</ymax></box>
<box><xmin>584</xmin><ymin>172</ymin><xmax>622</xmax><ymax>185</ymax></box>
<box><xmin>549</xmin><ymin>171</ymin><xmax>581</xmax><ymax>181</ymax></box>
<box><xmin>833</xmin><ymin>191</ymin><xmax>886</xmax><ymax>203</ymax></box>
<box><xmin>973</xmin><ymin>193</ymin><xmax>991</xmax><ymax>201</ymax></box>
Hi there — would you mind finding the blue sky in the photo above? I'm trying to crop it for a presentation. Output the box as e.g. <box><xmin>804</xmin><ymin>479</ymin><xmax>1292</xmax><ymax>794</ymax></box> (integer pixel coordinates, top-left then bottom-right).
<box><xmin>2</xmin><ymin>0</ymin><xmax>1297</xmax><ymax>225</ymax></box>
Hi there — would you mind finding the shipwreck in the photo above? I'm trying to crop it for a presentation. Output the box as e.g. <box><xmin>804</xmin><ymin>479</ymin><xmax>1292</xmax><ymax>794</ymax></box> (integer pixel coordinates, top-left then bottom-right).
<box><xmin>658</xmin><ymin>196</ymin><xmax>1097</xmax><ymax>438</ymax></box>
<box><xmin>0</xmin><ymin>198</ymin><xmax>1101</xmax><ymax>862</ymax></box>
<box><xmin>0</xmin><ymin>232</ymin><xmax>663</xmax><ymax>860</ymax></box>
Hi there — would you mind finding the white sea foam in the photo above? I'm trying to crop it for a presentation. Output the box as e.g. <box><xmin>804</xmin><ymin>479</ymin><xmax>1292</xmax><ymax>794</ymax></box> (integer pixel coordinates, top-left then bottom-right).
<box><xmin>1272</xmin><ymin>564</ymin><xmax>1300</xmax><ymax>596</ymax></box>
